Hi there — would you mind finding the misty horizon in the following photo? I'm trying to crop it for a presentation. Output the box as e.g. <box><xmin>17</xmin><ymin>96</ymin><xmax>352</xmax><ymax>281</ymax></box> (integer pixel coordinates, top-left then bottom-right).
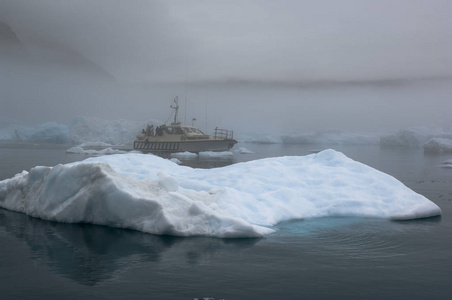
<box><xmin>1</xmin><ymin>0</ymin><xmax>451</xmax><ymax>134</ymax></box>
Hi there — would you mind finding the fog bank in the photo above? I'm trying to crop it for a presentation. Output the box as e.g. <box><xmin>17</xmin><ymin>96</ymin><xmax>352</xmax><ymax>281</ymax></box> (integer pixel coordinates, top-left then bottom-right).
<box><xmin>1</xmin><ymin>0</ymin><xmax>451</xmax><ymax>133</ymax></box>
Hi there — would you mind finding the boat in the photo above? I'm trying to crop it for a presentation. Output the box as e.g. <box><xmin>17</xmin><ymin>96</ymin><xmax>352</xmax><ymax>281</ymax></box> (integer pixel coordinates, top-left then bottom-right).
<box><xmin>134</xmin><ymin>97</ymin><xmax>237</xmax><ymax>154</ymax></box>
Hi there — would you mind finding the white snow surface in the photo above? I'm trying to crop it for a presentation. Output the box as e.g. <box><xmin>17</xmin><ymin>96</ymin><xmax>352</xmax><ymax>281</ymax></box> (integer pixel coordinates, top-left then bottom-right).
<box><xmin>0</xmin><ymin>150</ymin><xmax>441</xmax><ymax>238</ymax></box>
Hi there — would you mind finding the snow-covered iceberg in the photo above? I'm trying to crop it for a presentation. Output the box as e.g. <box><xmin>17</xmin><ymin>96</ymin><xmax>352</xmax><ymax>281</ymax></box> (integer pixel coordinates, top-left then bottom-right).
<box><xmin>0</xmin><ymin>150</ymin><xmax>441</xmax><ymax>238</ymax></box>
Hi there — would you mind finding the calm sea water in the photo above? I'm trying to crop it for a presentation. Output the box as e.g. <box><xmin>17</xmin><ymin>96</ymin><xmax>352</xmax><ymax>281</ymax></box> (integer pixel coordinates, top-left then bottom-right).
<box><xmin>1</xmin><ymin>142</ymin><xmax>451</xmax><ymax>300</ymax></box>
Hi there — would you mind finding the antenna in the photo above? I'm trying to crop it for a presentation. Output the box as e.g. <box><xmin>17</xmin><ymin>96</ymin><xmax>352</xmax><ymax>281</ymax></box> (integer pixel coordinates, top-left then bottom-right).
<box><xmin>205</xmin><ymin>99</ymin><xmax>208</xmax><ymax>132</ymax></box>
<box><xmin>170</xmin><ymin>97</ymin><xmax>180</xmax><ymax>124</ymax></box>
<box><xmin>184</xmin><ymin>72</ymin><xmax>188</xmax><ymax>125</ymax></box>
<box><xmin>183</xmin><ymin>37</ymin><xmax>188</xmax><ymax>125</ymax></box>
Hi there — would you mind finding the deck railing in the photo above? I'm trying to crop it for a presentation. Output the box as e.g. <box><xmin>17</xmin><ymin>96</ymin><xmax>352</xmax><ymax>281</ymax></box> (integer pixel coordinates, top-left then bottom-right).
<box><xmin>214</xmin><ymin>128</ymin><xmax>234</xmax><ymax>140</ymax></box>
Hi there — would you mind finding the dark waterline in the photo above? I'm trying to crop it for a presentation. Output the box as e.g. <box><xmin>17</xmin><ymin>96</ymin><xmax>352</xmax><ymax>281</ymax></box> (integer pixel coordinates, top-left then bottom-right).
<box><xmin>1</xmin><ymin>143</ymin><xmax>451</xmax><ymax>299</ymax></box>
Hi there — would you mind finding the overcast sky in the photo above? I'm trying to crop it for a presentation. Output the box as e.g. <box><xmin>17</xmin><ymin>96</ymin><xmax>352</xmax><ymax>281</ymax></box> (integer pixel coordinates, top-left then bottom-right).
<box><xmin>1</xmin><ymin>0</ymin><xmax>451</xmax><ymax>132</ymax></box>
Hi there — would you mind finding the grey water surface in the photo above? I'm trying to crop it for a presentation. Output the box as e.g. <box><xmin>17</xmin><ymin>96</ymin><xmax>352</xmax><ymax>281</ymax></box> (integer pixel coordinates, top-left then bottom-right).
<box><xmin>0</xmin><ymin>143</ymin><xmax>451</xmax><ymax>300</ymax></box>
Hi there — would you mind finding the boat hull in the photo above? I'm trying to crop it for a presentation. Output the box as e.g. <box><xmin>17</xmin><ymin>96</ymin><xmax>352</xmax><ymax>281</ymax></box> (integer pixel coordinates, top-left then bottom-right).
<box><xmin>133</xmin><ymin>139</ymin><xmax>237</xmax><ymax>153</ymax></box>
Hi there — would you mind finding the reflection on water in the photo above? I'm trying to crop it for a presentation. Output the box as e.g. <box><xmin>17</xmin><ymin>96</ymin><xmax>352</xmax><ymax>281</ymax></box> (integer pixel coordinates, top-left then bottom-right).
<box><xmin>274</xmin><ymin>215</ymin><xmax>442</xmax><ymax>237</ymax></box>
<box><xmin>0</xmin><ymin>208</ymin><xmax>260</xmax><ymax>286</ymax></box>
<box><xmin>272</xmin><ymin>216</ymin><xmax>444</xmax><ymax>261</ymax></box>
<box><xmin>1</xmin><ymin>143</ymin><xmax>452</xmax><ymax>299</ymax></box>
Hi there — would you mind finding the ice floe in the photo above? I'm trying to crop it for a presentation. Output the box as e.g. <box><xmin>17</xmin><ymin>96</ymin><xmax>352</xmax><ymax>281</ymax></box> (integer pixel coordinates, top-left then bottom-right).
<box><xmin>440</xmin><ymin>159</ymin><xmax>452</xmax><ymax>168</ymax></box>
<box><xmin>198</xmin><ymin>151</ymin><xmax>233</xmax><ymax>159</ymax></box>
<box><xmin>235</xmin><ymin>147</ymin><xmax>255</xmax><ymax>154</ymax></box>
<box><xmin>0</xmin><ymin>150</ymin><xmax>441</xmax><ymax>238</ymax></box>
<box><xmin>170</xmin><ymin>152</ymin><xmax>198</xmax><ymax>159</ymax></box>
<box><xmin>66</xmin><ymin>146</ymin><xmax>126</xmax><ymax>155</ymax></box>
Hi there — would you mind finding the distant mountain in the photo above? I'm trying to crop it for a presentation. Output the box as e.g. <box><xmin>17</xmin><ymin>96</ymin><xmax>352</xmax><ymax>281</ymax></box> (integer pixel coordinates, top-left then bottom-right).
<box><xmin>0</xmin><ymin>22</ymin><xmax>20</xmax><ymax>43</ymax></box>
<box><xmin>0</xmin><ymin>21</ymin><xmax>117</xmax><ymax>126</ymax></box>
<box><xmin>0</xmin><ymin>21</ymin><xmax>114</xmax><ymax>81</ymax></box>
<box><xmin>0</xmin><ymin>21</ymin><xmax>23</xmax><ymax>54</ymax></box>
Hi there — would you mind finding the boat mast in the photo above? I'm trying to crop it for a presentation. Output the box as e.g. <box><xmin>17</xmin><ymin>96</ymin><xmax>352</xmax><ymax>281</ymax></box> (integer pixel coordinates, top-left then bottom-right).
<box><xmin>170</xmin><ymin>96</ymin><xmax>180</xmax><ymax>125</ymax></box>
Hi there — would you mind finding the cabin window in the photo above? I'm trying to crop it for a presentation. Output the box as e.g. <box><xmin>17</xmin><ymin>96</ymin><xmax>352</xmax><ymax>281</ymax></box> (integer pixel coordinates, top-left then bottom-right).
<box><xmin>183</xmin><ymin>127</ymin><xmax>205</xmax><ymax>135</ymax></box>
<box><xmin>165</xmin><ymin>127</ymin><xmax>184</xmax><ymax>135</ymax></box>
<box><xmin>193</xmin><ymin>128</ymin><xmax>205</xmax><ymax>134</ymax></box>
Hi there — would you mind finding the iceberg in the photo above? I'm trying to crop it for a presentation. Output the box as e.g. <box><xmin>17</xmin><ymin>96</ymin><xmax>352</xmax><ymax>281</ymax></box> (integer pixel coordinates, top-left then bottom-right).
<box><xmin>0</xmin><ymin>122</ymin><xmax>70</xmax><ymax>144</ymax></box>
<box><xmin>0</xmin><ymin>150</ymin><xmax>441</xmax><ymax>238</ymax></box>
<box><xmin>2</xmin><ymin>118</ymin><xmax>451</xmax><ymax>150</ymax></box>
<box><xmin>243</xmin><ymin>127</ymin><xmax>452</xmax><ymax>148</ymax></box>
<box><xmin>440</xmin><ymin>159</ymin><xmax>452</xmax><ymax>168</ymax></box>
<box><xmin>380</xmin><ymin>129</ymin><xmax>428</xmax><ymax>147</ymax></box>
<box><xmin>281</xmin><ymin>130</ymin><xmax>380</xmax><ymax>145</ymax></box>
<box><xmin>424</xmin><ymin>138</ymin><xmax>452</xmax><ymax>154</ymax></box>
<box><xmin>244</xmin><ymin>130</ymin><xmax>380</xmax><ymax>145</ymax></box>
<box><xmin>380</xmin><ymin>128</ymin><xmax>452</xmax><ymax>148</ymax></box>
<box><xmin>0</xmin><ymin>117</ymin><xmax>160</xmax><ymax>146</ymax></box>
